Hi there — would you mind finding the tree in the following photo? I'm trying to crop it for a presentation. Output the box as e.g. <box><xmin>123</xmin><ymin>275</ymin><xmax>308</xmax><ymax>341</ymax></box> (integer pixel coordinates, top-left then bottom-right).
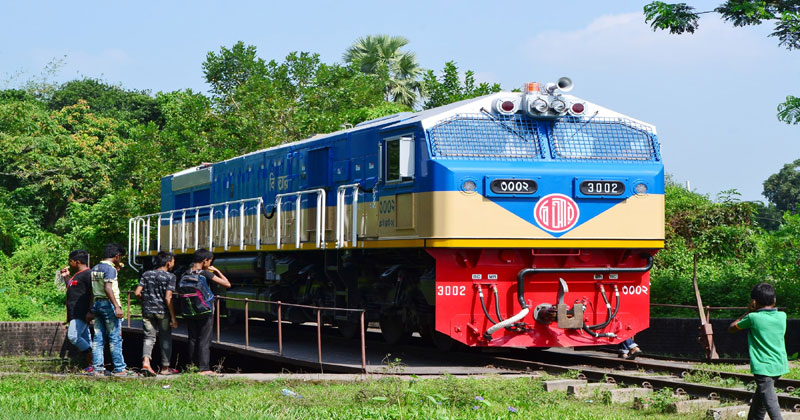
<box><xmin>203</xmin><ymin>42</ymin><xmax>405</xmax><ymax>150</ymax></box>
<box><xmin>421</xmin><ymin>61</ymin><xmax>501</xmax><ymax>109</ymax></box>
<box><xmin>47</xmin><ymin>78</ymin><xmax>163</xmax><ymax>127</ymax></box>
<box><xmin>643</xmin><ymin>1</ymin><xmax>800</xmax><ymax>124</ymax></box>
<box><xmin>342</xmin><ymin>35</ymin><xmax>423</xmax><ymax>107</ymax></box>
<box><xmin>763</xmin><ymin>158</ymin><xmax>800</xmax><ymax>212</ymax></box>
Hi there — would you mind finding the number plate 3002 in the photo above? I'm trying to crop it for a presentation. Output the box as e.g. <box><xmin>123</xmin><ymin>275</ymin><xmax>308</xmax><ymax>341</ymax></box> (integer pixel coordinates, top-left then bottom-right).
<box><xmin>489</xmin><ymin>179</ymin><xmax>537</xmax><ymax>195</ymax></box>
<box><xmin>579</xmin><ymin>180</ymin><xmax>625</xmax><ymax>196</ymax></box>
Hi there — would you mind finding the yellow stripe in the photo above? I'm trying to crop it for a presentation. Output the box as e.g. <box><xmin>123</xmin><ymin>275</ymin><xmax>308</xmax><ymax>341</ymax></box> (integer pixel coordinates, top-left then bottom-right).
<box><xmin>137</xmin><ymin>238</ymin><xmax>663</xmax><ymax>257</ymax></box>
<box><xmin>424</xmin><ymin>239</ymin><xmax>664</xmax><ymax>249</ymax></box>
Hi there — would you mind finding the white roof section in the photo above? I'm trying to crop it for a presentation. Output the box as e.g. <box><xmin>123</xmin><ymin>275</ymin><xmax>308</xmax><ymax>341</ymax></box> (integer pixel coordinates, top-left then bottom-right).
<box><xmin>387</xmin><ymin>91</ymin><xmax>657</xmax><ymax>134</ymax></box>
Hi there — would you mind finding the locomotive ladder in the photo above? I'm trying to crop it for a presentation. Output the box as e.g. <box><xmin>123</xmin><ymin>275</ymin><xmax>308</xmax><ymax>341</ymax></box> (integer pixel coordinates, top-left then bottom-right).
<box><xmin>127</xmin><ymin>197</ymin><xmax>264</xmax><ymax>272</ymax></box>
<box><xmin>276</xmin><ymin>188</ymin><xmax>327</xmax><ymax>250</ymax></box>
<box><xmin>335</xmin><ymin>183</ymin><xmax>361</xmax><ymax>248</ymax></box>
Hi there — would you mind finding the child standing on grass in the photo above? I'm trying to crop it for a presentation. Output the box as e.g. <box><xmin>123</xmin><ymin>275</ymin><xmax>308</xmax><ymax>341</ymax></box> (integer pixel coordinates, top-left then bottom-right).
<box><xmin>729</xmin><ymin>282</ymin><xmax>789</xmax><ymax>420</ymax></box>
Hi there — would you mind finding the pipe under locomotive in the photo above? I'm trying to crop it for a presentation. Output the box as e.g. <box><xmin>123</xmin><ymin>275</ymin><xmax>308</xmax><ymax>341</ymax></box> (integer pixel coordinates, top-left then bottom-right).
<box><xmin>129</xmin><ymin>78</ymin><xmax>664</xmax><ymax>350</ymax></box>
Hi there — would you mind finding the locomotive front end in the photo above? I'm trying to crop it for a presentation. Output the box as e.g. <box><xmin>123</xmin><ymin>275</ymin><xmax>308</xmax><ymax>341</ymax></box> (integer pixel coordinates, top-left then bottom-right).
<box><xmin>422</xmin><ymin>79</ymin><xmax>664</xmax><ymax>348</ymax></box>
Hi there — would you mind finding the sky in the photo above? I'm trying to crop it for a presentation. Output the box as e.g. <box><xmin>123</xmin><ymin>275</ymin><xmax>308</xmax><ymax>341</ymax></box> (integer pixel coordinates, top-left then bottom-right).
<box><xmin>1</xmin><ymin>0</ymin><xmax>798</xmax><ymax>202</ymax></box>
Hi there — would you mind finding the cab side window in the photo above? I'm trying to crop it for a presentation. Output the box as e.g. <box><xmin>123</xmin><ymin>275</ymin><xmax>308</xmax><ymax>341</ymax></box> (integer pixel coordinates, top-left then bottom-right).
<box><xmin>385</xmin><ymin>136</ymin><xmax>414</xmax><ymax>183</ymax></box>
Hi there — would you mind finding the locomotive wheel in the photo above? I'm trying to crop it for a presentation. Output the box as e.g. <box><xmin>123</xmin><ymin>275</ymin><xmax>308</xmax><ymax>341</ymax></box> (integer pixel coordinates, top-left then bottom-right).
<box><xmin>421</xmin><ymin>325</ymin><xmax>458</xmax><ymax>352</ymax></box>
<box><xmin>336</xmin><ymin>320</ymin><xmax>365</xmax><ymax>340</ymax></box>
<box><xmin>379</xmin><ymin>316</ymin><xmax>412</xmax><ymax>345</ymax></box>
<box><xmin>430</xmin><ymin>331</ymin><xmax>457</xmax><ymax>352</ymax></box>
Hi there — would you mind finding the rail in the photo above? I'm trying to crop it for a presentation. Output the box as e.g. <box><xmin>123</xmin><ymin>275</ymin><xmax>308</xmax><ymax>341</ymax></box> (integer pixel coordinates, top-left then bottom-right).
<box><xmin>335</xmin><ymin>183</ymin><xmax>361</xmax><ymax>248</ymax></box>
<box><xmin>276</xmin><ymin>188</ymin><xmax>327</xmax><ymax>249</ymax></box>
<box><xmin>128</xmin><ymin>197</ymin><xmax>264</xmax><ymax>272</ymax></box>
<box><xmin>120</xmin><ymin>291</ymin><xmax>366</xmax><ymax>373</ymax></box>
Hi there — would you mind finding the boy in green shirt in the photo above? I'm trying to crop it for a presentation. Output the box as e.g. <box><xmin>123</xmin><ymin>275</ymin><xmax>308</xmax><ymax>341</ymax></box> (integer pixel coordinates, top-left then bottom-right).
<box><xmin>729</xmin><ymin>282</ymin><xmax>789</xmax><ymax>420</ymax></box>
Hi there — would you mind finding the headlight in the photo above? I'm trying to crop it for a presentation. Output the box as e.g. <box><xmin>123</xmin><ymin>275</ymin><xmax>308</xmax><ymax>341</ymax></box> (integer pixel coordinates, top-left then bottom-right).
<box><xmin>635</xmin><ymin>183</ymin><xmax>648</xmax><ymax>195</ymax></box>
<box><xmin>461</xmin><ymin>179</ymin><xmax>477</xmax><ymax>193</ymax></box>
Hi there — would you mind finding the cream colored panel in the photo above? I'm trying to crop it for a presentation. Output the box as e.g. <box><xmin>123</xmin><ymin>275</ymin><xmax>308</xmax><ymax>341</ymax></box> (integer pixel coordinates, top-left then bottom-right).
<box><xmin>562</xmin><ymin>194</ymin><xmax>664</xmax><ymax>240</ymax></box>
<box><xmin>396</xmin><ymin>193</ymin><xmax>415</xmax><ymax>230</ymax></box>
<box><xmin>428</xmin><ymin>191</ymin><xmax>550</xmax><ymax>238</ymax></box>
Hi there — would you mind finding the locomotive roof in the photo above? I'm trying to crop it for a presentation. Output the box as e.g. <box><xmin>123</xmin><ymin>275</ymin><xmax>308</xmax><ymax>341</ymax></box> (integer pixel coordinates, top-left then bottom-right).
<box><xmin>169</xmin><ymin>91</ymin><xmax>655</xmax><ymax>177</ymax></box>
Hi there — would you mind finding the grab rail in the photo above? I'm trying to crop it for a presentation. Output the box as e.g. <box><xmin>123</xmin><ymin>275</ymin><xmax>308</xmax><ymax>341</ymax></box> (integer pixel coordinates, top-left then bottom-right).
<box><xmin>276</xmin><ymin>188</ymin><xmax>327</xmax><ymax>249</ymax></box>
<box><xmin>336</xmin><ymin>184</ymin><xmax>361</xmax><ymax>248</ymax></box>
<box><xmin>128</xmin><ymin>197</ymin><xmax>264</xmax><ymax>272</ymax></box>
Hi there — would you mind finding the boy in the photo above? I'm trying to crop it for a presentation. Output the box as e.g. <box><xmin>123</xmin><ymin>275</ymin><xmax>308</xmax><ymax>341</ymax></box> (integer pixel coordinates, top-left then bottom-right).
<box><xmin>182</xmin><ymin>248</ymin><xmax>230</xmax><ymax>375</ymax></box>
<box><xmin>134</xmin><ymin>251</ymin><xmax>178</xmax><ymax>376</ymax></box>
<box><xmin>90</xmin><ymin>243</ymin><xmax>133</xmax><ymax>376</ymax></box>
<box><xmin>60</xmin><ymin>250</ymin><xmax>93</xmax><ymax>371</ymax></box>
<box><xmin>729</xmin><ymin>282</ymin><xmax>789</xmax><ymax>420</ymax></box>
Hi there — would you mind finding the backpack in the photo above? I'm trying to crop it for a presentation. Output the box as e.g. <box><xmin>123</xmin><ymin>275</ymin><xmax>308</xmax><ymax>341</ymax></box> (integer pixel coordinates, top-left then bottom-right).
<box><xmin>178</xmin><ymin>271</ymin><xmax>214</xmax><ymax>318</ymax></box>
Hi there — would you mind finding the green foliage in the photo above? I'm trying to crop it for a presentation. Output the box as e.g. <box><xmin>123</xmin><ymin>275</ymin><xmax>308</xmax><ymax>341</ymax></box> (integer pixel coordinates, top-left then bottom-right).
<box><xmin>47</xmin><ymin>79</ymin><xmax>163</xmax><ymax>127</ymax></box>
<box><xmin>343</xmin><ymin>34</ymin><xmax>423</xmax><ymax>107</ymax></box>
<box><xmin>0</xmin><ymin>233</ymin><xmax>68</xmax><ymax>320</ymax></box>
<box><xmin>763</xmin><ymin>158</ymin><xmax>800</xmax><ymax>212</ymax></box>
<box><xmin>422</xmin><ymin>61</ymin><xmax>501</xmax><ymax>110</ymax></box>
<box><xmin>644</xmin><ymin>2</ymin><xmax>701</xmax><ymax>34</ymax></box>
<box><xmin>778</xmin><ymin>95</ymin><xmax>800</xmax><ymax>124</ymax></box>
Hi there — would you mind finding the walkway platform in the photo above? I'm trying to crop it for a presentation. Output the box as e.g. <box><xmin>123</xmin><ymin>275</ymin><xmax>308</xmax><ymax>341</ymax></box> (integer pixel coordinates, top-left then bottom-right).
<box><xmin>122</xmin><ymin>320</ymin><xmax>509</xmax><ymax>375</ymax></box>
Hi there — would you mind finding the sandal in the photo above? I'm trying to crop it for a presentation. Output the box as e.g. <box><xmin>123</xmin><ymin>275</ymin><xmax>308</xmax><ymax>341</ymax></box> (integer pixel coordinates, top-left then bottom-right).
<box><xmin>141</xmin><ymin>367</ymin><xmax>157</xmax><ymax>377</ymax></box>
<box><xmin>159</xmin><ymin>367</ymin><xmax>180</xmax><ymax>375</ymax></box>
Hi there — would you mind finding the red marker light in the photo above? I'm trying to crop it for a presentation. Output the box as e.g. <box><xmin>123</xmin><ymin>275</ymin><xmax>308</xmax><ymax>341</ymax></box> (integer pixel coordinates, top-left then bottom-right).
<box><xmin>571</xmin><ymin>103</ymin><xmax>585</xmax><ymax>114</ymax></box>
<box><xmin>501</xmin><ymin>101</ymin><xmax>515</xmax><ymax>112</ymax></box>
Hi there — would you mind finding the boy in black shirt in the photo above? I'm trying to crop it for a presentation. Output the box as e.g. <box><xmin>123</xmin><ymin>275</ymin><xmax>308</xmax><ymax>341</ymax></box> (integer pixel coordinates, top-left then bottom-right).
<box><xmin>60</xmin><ymin>250</ymin><xmax>93</xmax><ymax>371</ymax></box>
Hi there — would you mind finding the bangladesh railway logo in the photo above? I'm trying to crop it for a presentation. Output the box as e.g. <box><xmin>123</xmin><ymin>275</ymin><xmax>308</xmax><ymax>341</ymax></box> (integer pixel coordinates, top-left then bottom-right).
<box><xmin>534</xmin><ymin>193</ymin><xmax>580</xmax><ymax>233</ymax></box>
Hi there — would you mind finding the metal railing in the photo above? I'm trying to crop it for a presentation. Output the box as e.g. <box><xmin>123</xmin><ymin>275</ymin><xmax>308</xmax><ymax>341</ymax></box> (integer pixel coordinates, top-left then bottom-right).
<box><xmin>213</xmin><ymin>296</ymin><xmax>366</xmax><ymax>373</ymax></box>
<box><xmin>276</xmin><ymin>188</ymin><xmax>327</xmax><ymax>249</ymax></box>
<box><xmin>335</xmin><ymin>184</ymin><xmax>361</xmax><ymax>248</ymax></box>
<box><xmin>121</xmin><ymin>291</ymin><xmax>366</xmax><ymax>373</ymax></box>
<box><xmin>128</xmin><ymin>197</ymin><xmax>264</xmax><ymax>271</ymax></box>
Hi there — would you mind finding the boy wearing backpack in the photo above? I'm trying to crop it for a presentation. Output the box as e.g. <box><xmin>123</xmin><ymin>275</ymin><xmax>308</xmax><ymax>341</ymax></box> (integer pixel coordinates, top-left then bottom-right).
<box><xmin>180</xmin><ymin>248</ymin><xmax>230</xmax><ymax>375</ymax></box>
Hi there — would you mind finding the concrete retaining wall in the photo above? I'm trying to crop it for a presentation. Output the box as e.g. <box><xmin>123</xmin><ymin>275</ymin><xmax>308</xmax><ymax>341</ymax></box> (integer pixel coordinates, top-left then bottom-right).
<box><xmin>636</xmin><ymin>318</ymin><xmax>800</xmax><ymax>358</ymax></box>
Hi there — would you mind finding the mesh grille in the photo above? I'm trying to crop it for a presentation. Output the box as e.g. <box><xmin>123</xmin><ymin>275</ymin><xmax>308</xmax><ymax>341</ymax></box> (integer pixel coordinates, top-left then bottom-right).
<box><xmin>427</xmin><ymin>113</ymin><xmax>542</xmax><ymax>159</ymax></box>
<box><xmin>550</xmin><ymin>117</ymin><xmax>658</xmax><ymax>161</ymax></box>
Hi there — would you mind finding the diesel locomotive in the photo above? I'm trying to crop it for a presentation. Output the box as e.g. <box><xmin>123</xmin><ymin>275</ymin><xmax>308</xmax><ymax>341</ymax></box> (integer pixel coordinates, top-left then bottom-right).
<box><xmin>128</xmin><ymin>78</ymin><xmax>664</xmax><ymax>350</ymax></box>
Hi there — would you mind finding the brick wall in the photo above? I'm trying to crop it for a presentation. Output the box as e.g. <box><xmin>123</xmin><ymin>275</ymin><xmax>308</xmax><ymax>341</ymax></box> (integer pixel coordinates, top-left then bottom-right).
<box><xmin>0</xmin><ymin>322</ymin><xmax>81</xmax><ymax>359</ymax></box>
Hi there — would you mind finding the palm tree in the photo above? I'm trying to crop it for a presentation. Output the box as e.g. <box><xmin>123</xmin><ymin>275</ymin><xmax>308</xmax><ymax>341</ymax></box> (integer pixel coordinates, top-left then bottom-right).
<box><xmin>343</xmin><ymin>35</ymin><xmax>423</xmax><ymax>107</ymax></box>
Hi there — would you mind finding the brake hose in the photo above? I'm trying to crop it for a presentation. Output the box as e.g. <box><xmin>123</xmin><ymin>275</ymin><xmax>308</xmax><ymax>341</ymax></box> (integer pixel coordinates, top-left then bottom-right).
<box><xmin>492</xmin><ymin>285</ymin><xmax>505</xmax><ymax>322</ymax></box>
<box><xmin>586</xmin><ymin>285</ymin><xmax>620</xmax><ymax>331</ymax></box>
<box><xmin>477</xmin><ymin>285</ymin><xmax>499</xmax><ymax>325</ymax></box>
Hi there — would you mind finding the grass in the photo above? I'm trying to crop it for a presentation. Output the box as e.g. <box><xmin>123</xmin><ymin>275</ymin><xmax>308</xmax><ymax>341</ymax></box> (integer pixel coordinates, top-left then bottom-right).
<box><xmin>693</xmin><ymin>362</ymin><xmax>800</xmax><ymax>381</ymax></box>
<box><xmin>0</xmin><ymin>373</ymin><xmax>703</xmax><ymax>420</ymax></box>
<box><xmin>0</xmin><ymin>356</ymin><xmax>71</xmax><ymax>373</ymax></box>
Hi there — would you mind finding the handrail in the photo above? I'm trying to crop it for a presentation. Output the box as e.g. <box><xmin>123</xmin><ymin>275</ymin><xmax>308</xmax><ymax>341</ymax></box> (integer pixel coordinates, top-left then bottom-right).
<box><xmin>336</xmin><ymin>184</ymin><xmax>361</xmax><ymax>248</ymax></box>
<box><xmin>128</xmin><ymin>197</ymin><xmax>264</xmax><ymax>271</ymax></box>
<box><xmin>121</xmin><ymin>289</ymin><xmax>367</xmax><ymax>372</ymax></box>
<box><xmin>214</xmin><ymin>295</ymin><xmax>366</xmax><ymax>373</ymax></box>
<box><xmin>276</xmin><ymin>188</ymin><xmax>327</xmax><ymax>249</ymax></box>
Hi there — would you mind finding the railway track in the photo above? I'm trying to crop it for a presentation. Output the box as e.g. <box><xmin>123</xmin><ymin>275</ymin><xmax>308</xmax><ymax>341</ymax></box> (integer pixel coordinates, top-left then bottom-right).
<box><xmin>481</xmin><ymin>350</ymin><xmax>800</xmax><ymax>411</ymax></box>
<box><xmin>181</xmin><ymin>317</ymin><xmax>800</xmax><ymax>410</ymax></box>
